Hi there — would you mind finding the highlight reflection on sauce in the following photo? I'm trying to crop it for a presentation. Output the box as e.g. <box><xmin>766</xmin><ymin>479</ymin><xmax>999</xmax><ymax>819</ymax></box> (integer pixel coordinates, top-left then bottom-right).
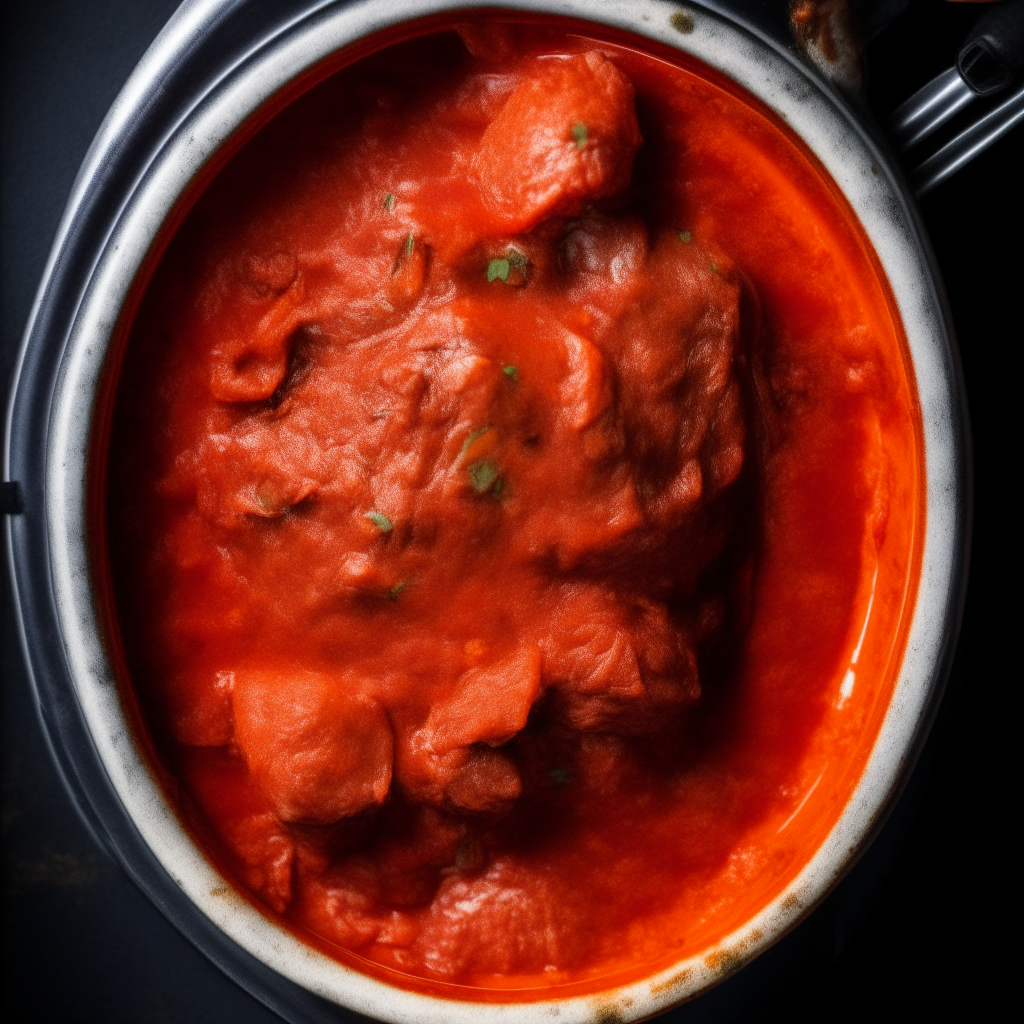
<box><xmin>105</xmin><ymin>17</ymin><xmax>922</xmax><ymax>994</ymax></box>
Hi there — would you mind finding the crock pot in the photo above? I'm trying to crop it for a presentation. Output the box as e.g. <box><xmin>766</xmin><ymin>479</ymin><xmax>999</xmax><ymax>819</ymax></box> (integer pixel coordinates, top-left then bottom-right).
<box><xmin>3</xmin><ymin>1</ymin><xmax>987</xmax><ymax>1021</ymax></box>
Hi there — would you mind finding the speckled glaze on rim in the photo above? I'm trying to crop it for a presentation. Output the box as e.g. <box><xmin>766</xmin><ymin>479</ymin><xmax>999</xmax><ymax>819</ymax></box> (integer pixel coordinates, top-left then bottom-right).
<box><xmin>8</xmin><ymin>1</ymin><xmax>967</xmax><ymax>1021</ymax></box>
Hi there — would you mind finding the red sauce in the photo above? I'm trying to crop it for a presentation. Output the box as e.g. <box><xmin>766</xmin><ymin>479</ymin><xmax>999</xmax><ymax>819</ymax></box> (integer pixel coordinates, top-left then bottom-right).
<box><xmin>103</xmin><ymin>17</ymin><xmax>923</xmax><ymax>998</ymax></box>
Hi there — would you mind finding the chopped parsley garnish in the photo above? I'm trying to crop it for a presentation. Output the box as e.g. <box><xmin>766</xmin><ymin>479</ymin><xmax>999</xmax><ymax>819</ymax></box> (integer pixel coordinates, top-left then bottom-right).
<box><xmin>491</xmin><ymin>477</ymin><xmax>504</xmax><ymax>500</ymax></box>
<box><xmin>710</xmin><ymin>262</ymin><xmax>719</xmax><ymax>273</ymax></box>
<box><xmin>462</xmin><ymin>426</ymin><xmax>491</xmax><ymax>452</ymax></box>
<box><xmin>487</xmin><ymin>258</ymin><xmax>510</xmax><ymax>283</ymax></box>
<box><xmin>572</xmin><ymin>122</ymin><xmax>588</xmax><ymax>149</ymax></box>
<box><xmin>549</xmin><ymin>767</ymin><xmax>572</xmax><ymax>785</ymax></box>
<box><xmin>488</xmin><ymin>249</ymin><xmax>529</xmax><ymax>285</ymax></box>
<box><xmin>388</xmin><ymin>581</ymin><xmax>408</xmax><ymax>601</ymax></box>
<box><xmin>678</xmin><ymin>230</ymin><xmax>692</xmax><ymax>243</ymax></box>
<box><xmin>365</xmin><ymin>510</ymin><xmax>392</xmax><ymax>533</ymax></box>
<box><xmin>468</xmin><ymin>459</ymin><xmax>499</xmax><ymax>492</ymax></box>
<box><xmin>383</xmin><ymin>193</ymin><xmax>395</xmax><ymax>212</ymax></box>
<box><xmin>503</xmin><ymin>365</ymin><xmax>519</xmax><ymax>384</ymax></box>
<box><xmin>404</xmin><ymin>233</ymin><xmax>415</xmax><ymax>256</ymax></box>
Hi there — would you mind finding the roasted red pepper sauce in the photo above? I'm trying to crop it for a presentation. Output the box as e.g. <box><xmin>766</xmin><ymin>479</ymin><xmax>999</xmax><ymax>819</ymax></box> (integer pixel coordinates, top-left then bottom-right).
<box><xmin>103</xmin><ymin>17</ymin><xmax>923</xmax><ymax>998</ymax></box>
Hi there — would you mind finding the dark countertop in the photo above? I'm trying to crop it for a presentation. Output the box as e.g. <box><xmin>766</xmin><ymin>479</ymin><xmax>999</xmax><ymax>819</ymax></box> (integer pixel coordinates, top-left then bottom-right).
<box><xmin>2</xmin><ymin>1</ymin><xmax>1017</xmax><ymax>1020</ymax></box>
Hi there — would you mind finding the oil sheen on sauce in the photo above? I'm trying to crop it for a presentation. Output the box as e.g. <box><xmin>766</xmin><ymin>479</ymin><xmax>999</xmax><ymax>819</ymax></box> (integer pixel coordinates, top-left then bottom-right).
<box><xmin>103</xmin><ymin>18</ymin><xmax>923</xmax><ymax>999</ymax></box>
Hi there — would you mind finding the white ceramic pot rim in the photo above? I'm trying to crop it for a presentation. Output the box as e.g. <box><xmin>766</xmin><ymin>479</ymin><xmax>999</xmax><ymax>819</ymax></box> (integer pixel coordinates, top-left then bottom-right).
<box><xmin>41</xmin><ymin>1</ymin><xmax>964</xmax><ymax>1021</ymax></box>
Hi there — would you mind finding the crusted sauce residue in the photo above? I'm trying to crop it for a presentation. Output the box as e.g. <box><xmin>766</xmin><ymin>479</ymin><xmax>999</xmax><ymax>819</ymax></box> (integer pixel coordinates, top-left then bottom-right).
<box><xmin>670</xmin><ymin>10</ymin><xmax>696</xmax><ymax>34</ymax></box>
<box><xmin>649</xmin><ymin>967</ymin><xmax>693</xmax><ymax>996</ymax></box>
<box><xmin>781</xmin><ymin>893</ymin><xmax>803</xmax><ymax>913</ymax></box>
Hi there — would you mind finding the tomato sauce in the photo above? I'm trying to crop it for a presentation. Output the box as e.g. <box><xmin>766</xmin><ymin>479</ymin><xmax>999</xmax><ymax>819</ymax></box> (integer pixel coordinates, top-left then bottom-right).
<box><xmin>103</xmin><ymin>16</ymin><xmax>922</xmax><ymax>998</ymax></box>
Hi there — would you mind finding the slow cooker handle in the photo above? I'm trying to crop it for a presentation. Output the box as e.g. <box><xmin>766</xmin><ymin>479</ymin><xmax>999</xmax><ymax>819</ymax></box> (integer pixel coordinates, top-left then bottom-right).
<box><xmin>959</xmin><ymin>0</ymin><xmax>1024</xmax><ymax>95</ymax></box>
<box><xmin>888</xmin><ymin>0</ymin><xmax>1024</xmax><ymax>195</ymax></box>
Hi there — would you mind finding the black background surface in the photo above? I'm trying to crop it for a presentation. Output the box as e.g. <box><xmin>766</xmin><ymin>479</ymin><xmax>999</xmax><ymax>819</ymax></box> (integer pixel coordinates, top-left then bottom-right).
<box><xmin>1</xmin><ymin>1</ymin><xmax>1018</xmax><ymax>1020</ymax></box>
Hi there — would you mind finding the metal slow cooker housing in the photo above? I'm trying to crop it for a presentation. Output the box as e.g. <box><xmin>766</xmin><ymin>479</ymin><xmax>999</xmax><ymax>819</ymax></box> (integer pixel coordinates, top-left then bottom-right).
<box><xmin>4</xmin><ymin>1</ymin><xmax>971</xmax><ymax>1022</ymax></box>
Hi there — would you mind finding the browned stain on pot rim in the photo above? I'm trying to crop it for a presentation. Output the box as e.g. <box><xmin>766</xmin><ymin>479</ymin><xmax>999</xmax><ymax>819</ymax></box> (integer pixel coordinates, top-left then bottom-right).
<box><xmin>649</xmin><ymin>967</ymin><xmax>693</xmax><ymax>996</ymax></box>
<box><xmin>670</xmin><ymin>10</ymin><xmax>695</xmax><ymax>34</ymax></box>
<box><xmin>781</xmin><ymin>892</ymin><xmax>803</xmax><ymax>913</ymax></box>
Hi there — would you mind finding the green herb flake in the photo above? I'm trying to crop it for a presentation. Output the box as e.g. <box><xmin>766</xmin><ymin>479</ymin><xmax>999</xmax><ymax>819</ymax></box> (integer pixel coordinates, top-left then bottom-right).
<box><xmin>462</xmin><ymin>426</ymin><xmax>491</xmax><ymax>452</ymax></box>
<box><xmin>491</xmin><ymin>477</ymin><xmax>504</xmax><ymax>500</ymax></box>
<box><xmin>549</xmin><ymin>767</ymin><xmax>572</xmax><ymax>786</ymax></box>
<box><xmin>383</xmin><ymin>193</ymin><xmax>395</xmax><ymax>212</ymax></box>
<box><xmin>487</xmin><ymin>257</ymin><xmax>510</xmax><ymax>283</ymax></box>
<box><xmin>710</xmin><ymin>262</ymin><xmax>719</xmax><ymax>274</ymax></box>
<box><xmin>365</xmin><ymin>510</ymin><xmax>393</xmax><ymax>533</ymax></box>
<box><xmin>502</xmin><ymin>365</ymin><xmax>519</xmax><ymax>384</ymax></box>
<box><xmin>404</xmin><ymin>233</ymin><xmax>415</xmax><ymax>256</ymax></box>
<box><xmin>468</xmin><ymin>459</ymin><xmax>499</xmax><ymax>493</ymax></box>
<box><xmin>572</xmin><ymin>122</ymin><xmax>588</xmax><ymax>149</ymax></box>
<box><xmin>678</xmin><ymin>230</ymin><xmax>692</xmax><ymax>243</ymax></box>
<box><xmin>388</xmin><ymin>581</ymin><xmax>408</xmax><ymax>601</ymax></box>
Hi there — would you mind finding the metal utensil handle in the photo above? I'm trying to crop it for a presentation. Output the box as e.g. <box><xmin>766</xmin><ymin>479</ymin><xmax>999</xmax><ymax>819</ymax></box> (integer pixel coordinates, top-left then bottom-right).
<box><xmin>958</xmin><ymin>0</ymin><xmax>1024</xmax><ymax>95</ymax></box>
<box><xmin>913</xmin><ymin>81</ymin><xmax>1024</xmax><ymax>195</ymax></box>
<box><xmin>888</xmin><ymin>0</ymin><xmax>1024</xmax><ymax>193</ymax></box>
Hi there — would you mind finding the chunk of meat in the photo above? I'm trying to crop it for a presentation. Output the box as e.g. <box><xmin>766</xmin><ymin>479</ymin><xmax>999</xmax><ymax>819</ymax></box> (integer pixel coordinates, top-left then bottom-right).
<box><xmin>475</xmin><ymin>51</ymin><xmax>642</xmax><ymax>234</ymax></box>
<box><xmin>605</xmin><ymin>228</ymin><xmax>745</xmax><ymax>516</ymax></box>
<box><xmin>207</xmin><ymin>256</ymin><xmax>306</xmax><ymax>403</ymax></box>
<box><xmin>541</xmin><ymin>589</ymin><xmax>700</xmax><ymax>733</ymax></box>
<box><xmin>187</xmin><ymin>422</ymin><xmax>323</xmax><ymax>526</ymax></box>
<box><xmin>413</xmin><ymin>858</ymin><xmax>591</xmax><ymax>976</ymax></box>
<box><xmin>397</xmin><ymin>648</ymin><xmax>542</xmax><ymax>804</ymax></box>
<box><xmin>296</xmin><ymin>807</ymin><xmax>465</xmax><ymax>950</ymax></box>
<box><xmin>297</xmin><ymin>860</ymin><xmax>395</xmax><ymax>949</ymax></box>
<box><xmin>232</xmin><ymin>669</ymin><xmax>393</xmax><ymax>823</ymax></box>
<box><xmin>444</xmin><ymin>748</ymin><xmax>522</xmax><ymax>812</ymax></box>
<box><xmin>425</xmin><ymin>646</ymin><xmax>543</xmax><ymax>749</ymax></box>
<box><xmin>559</xmin><ymin>212</ymin><xmax>649</xmax><ymax>303</ymax></box>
